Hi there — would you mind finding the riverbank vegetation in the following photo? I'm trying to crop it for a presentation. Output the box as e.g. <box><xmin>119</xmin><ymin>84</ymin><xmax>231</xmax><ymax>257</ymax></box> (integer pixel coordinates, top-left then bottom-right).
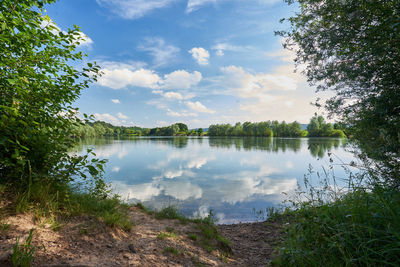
<box><xmin>0</xmin><ymin>0</ymin><xmax>131</xmax><ymax>238</ymax></box>
<box><xmin>271</xmin><ymin>0</ymin><xmax>400</xmax><ymax>266</ymax></box>
<box><xmin>70</xmin><ymin>114</ymin><xmax>346</xmax><ymax>138</ymax></box>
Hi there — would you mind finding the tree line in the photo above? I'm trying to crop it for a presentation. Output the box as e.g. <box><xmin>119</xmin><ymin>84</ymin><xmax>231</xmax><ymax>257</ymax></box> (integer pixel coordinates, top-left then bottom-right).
<box><xmin>70</xmin><ymin>121</ymin><xmax>204</xmax><ymax>138</ymax></box>
<box><xmin>72</xmin><ymin>115</ymin><xmax>345</xmax><ymax>138</ymax></box>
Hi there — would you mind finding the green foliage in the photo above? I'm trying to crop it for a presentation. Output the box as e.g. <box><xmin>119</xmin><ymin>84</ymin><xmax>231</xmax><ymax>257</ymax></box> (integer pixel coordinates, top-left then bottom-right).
<box><xmin>162</xmin><ymin>247</ymin><xmax>180</xmax><ymax>256</ymax></box>
<box><xmin>0</xmin><ymin>0</ymin><xmax>108</xmax><ymax>198</ymax></box>
<box><xmin>68</xmin><ymin>193</ymin><xmax>132</xmax><ymax>231</ymax></box>
<box><xmin>157</xmin><ymin>231</ymin><xmax>177</xmax><ymax>240</ymax></box>
<box><xmin>12</xmin><ymin>229</ymin><xmax>44</xmax><ymax>267</ymax></box>
<box><xmin>208</xmin><ymin>120</ymin><xmax>307</xmax><ymax>137</ymax></box>
<box><xmin>155</xmin><ymin>206</ymin><xmax>188</xmax><ymax>224</ymax></box>
<box><xmin>279</xmin><ymin>0</ymin><xmax>400</xmax><ymax>185</ymax></box>
<box><xmin>275</xmin><ymin>188</ymin><xmax>400</xmax><ymax>267</ymax></box>
<box><xmin>306</xmin><ymin>115</ymin><xmax>345</xmax><ymax>138</ymax></box>
<box><xmin>188</xmin><ymin>234</ymin><xmax>198</xmax><ymax>241</ymax></box>
<box><xmin>153</xmin><ymin>206</ymin><xmax>231</xmax><ymax>254</ymax></box>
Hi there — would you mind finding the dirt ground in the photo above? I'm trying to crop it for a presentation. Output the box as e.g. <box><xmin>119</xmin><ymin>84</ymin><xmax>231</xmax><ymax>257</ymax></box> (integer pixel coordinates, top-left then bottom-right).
<box><xmin>0</xmin><ymin>206</ymin><xmax>284</xmax><ymax>267</ymax></box>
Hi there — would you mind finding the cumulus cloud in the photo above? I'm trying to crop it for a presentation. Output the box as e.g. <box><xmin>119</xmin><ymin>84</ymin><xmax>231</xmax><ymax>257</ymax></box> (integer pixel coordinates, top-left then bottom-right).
<box><xmin>162</xmin><ymin>70</ymin><xmax>202</xmax><ymax>89</ymax></box>
<box><xmin>96</xmin><ymin>0</ymin><xmax>175</xmax><ymax>19</ymax></box>
<box><xmin>163</xmin><ymin>92</ymin><xmax>183</xmax><ymax>100</ymax></box>
<box><xmin>97</xmin><ymin>62</ymin><xmax>201</xmax><ymax>91</ymax></box>
<box><xmin>185</xmin><ymin>101</ymin><xmax>215</xmax><ymax>114</ymax></box>
<box><xmin>97</xmin><ymin>66</ymin><xmax>161</xmax><ymax>89</ymax></box>
<box><xmin>111</xmin><ymin>99</ymin><xmax>120</xmax><ymax>104</ymax></box>
<box><xmin>220</xmin><ymin>65</ymin><xmax>297</xmax><ymax>99</ymax></box>
<box><xmin>117</xmin><ymin>112</ymin><xmax>129</xmax><ymax>119</ymax></box>
<box><xmin>138</xmin><ymin>37</ymin><xmax>180</xmax><ymax>67</ymax></box>
<box><xmin>40</xmin><ymin>19</ymin><xmax>93</xmax><ymax>47</ymax></box>
<box><xmin>189</xmin><ymin>47</ymin><xmax>210</xmax><ymax>65</ymax></box>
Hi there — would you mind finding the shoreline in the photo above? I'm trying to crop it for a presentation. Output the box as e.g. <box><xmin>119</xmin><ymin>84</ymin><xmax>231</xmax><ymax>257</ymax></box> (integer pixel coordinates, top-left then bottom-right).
<box><xmin>0</xmin><ymin>205</ymin><xmax>284</xmax><ymax>266</ymax></box>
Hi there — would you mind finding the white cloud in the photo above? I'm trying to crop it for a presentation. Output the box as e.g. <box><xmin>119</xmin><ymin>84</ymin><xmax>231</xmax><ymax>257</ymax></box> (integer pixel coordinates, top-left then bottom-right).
<box><xmin>138</xmin><ymin>37</ymin><xmax>180</xmax><ymax>67</ymax></box>
<box><xmin>162</xmin><ymin>70</ymin><xmax>202</xmax><ymax>89</ymax></box>
<box><xmin>41</xmin><ymin>18</ymin><xmax>93</xmax><ymax>47</ymax></box>
<box><xmin>189</xmin><ymin>47</ymin><xmax>210</xmax><ymax>65</ymax></box>
<box><xmin>94</xmin><ymin>113</ymin><xmax>134</xmax><ymax>126</ymax></box>
<box><xmin>212</xmin><ymin>42</ymin><xmax>252</xmax><ymax>56</ymax></box>
<box><xmin>220</xmin><ymin>65</ymin><xmax>297</xmax><ymax>99</ymax></box>
<box><xmin>166</xmin><ymin>109</ymin><xmax>197</xmax><ymax>117</ymax></box>
<box><xmin>117</xmin><ymin>112</ymin><xmax>129</xmax><ymax>119</ymax></box>
<box><xmin>96</xmin><ymin>0</ymin><xmax>175</xmax><ymax>19</ymax></box>
<box><xmin>111</xmin><ymin>99</ymin><xmax>120</xmax><ymax>104</ymax></box>
<box><xmin>185</xmin><ymin>101</ymin><xmax>215</xmax><ymax>114</ymax></box>
<box><xmin>98</xmin><ymin>62</ymin><xmax>201</xmax><ymax>91</ymax></box>
<box><xmin>98</xmin><ymin>66</ymin><xmax>161</xmax><ymax>89</ymax></box>
<box><xmin>186</xmin><ymin>0</ymin><xmax>217</xmax><ymax>13</ymax></box>
<box><xmin>112</xmin><ymin>166</ymin><xmax>120</xmax><ymax>172</ymax></box>
<box><xmin>163</xmin><ymin>92</ymin><xmax>183</xmax><ymax>100</ymax></box>
<box><xmin>186</xmin><ymin>0</ymin><xmax>279</xmax><ymax>13</ymax></box>
<box><xmin>75</xmin><ymin>31</ymin><xmax>93</xmax><ymax>47</ymax></box>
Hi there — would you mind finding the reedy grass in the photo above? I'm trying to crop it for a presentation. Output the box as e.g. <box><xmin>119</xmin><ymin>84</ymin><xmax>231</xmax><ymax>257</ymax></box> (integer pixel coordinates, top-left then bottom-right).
<box><xmin>273</xmin><ymin>160</ymin><xmax>400</xmax><ymax>266</ymax></box>
<box><xmin>4</xmin><ymin>180</ymin><xmax>132</xmax><ymax>232</ymax></box>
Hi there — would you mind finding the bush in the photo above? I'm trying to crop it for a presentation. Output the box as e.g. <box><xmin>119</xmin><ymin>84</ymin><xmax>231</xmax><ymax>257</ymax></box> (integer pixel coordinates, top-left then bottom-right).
<box><xmin>0</xmin><ymin>0</ymin><xmax>103</xmax><ymax>194</ymax></box>
<box><xmin>275</xmin><ymin>188</ymin><xmax>400</xmax><ymax>266</ymax></box>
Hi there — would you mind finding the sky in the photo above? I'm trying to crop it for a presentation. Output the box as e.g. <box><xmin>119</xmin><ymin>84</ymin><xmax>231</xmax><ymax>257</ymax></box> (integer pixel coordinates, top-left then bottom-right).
<box><xmin>44</xmin><ymin>0</ymin><xmax>331</xmax><ymax>128</ymax></box>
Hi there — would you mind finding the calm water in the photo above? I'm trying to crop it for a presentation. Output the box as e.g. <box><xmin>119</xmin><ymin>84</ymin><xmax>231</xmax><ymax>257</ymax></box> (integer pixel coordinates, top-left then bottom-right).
<box><xmin>75</xmin><ymin>137</ymin><xmax>356</xmax><ymax>224</ymax></box>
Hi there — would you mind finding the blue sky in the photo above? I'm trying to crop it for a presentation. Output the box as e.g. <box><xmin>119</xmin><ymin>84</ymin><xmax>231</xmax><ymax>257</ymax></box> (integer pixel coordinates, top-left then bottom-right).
<box><xmin>45</xmin><ymin>0</ymin><xmax>330</xmax><ymax>128</ymax></box>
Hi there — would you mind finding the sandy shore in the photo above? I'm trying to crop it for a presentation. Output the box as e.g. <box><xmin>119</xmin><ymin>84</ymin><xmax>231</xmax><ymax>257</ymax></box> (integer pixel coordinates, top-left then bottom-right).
<box><xmin>0</xmin><ymin>206</ymin><xmax>283</xmax><ymax>266</ymax></box>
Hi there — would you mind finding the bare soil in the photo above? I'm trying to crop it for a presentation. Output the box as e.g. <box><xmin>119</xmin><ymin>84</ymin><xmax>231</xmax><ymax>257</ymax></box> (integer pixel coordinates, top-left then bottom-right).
<box><xmin>0</xmin><ymin>207</ymin><xmax>283</xmax><ymax>266</ymax></box>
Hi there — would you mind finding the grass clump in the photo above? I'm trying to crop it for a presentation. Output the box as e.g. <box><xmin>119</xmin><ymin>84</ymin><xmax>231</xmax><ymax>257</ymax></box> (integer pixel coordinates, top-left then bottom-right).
<box><xmin>68</xmin><ymin>193</ymin><xmax>132</xmax><ymax>231</ymax></box>
<box><xmin>12</xmin><ymin>229</ymin><xmax>44</xmax><ymax>267</ymax></box>
<box><xmin>135</xmin><ymin>202</ymin><xmax>152</xmax><ymax>214</ymax></box>
<box><xmin>163</xmin><ymin>246</ymin><xmax>180</xmax><ymax>256</ymax></box>
<box><xmin>157</xmin><ymin>231</ymin><xmax>177</xmax><ymax>240</ymax></box>
<box><xmin>274</xmin><ymin>187</ymin><xmax>400</xmax><ymax>266</ymax></box>
<box><xmin>9</xmin><ymin>183</ymin><xmax>132</xmax><ymax>232</ymax></box>
<box><xmin>155</xmin><ymin>206</ymin><xmax>188</xmax><ymax>224</ymax></box>
<box><xmin>153</xmin><ymin>206</ymin><xmax>232</xmax><ymax>254</ymax></box>
<box><xmin>188</xmin><ymin>234</ymin><xmax>198</xmax><ymax>241</ymax></box>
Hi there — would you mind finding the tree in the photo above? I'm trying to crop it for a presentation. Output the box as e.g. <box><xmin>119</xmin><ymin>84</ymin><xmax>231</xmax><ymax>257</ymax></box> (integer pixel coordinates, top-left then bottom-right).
<box><xmin>279</xmin><ymin>0</ymin><xmax>400</xmax><ymax>183</ymax></box>
<box><xmin>0</xmin><ymin>1</ymin><xmax>104</xmax><ymax>192</ymax></box>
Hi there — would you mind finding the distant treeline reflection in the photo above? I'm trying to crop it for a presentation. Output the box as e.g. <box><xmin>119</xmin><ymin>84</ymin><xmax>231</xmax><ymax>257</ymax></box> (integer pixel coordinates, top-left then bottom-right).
<box><xmin>74</xmin><ymin>137</ymin><xmax>345</xmax><ymax>158</ymax></box>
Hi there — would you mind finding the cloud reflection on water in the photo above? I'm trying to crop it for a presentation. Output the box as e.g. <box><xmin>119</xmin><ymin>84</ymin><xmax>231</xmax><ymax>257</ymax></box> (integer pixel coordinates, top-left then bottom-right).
<box><xmin>76</xmin><ymin>137</ymin><xmax>350</xmax><ymax>223</ymax></box>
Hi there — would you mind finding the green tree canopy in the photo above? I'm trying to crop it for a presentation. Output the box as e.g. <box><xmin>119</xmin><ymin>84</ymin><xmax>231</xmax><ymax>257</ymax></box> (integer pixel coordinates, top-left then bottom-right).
<box><xmin>0</xmin><ymin>0</ymin><xmax>103</xmax><ymax>190</ymax></box>
<box><xmin>279</xmin><ymin>0</ymin><xmax>400</xmax><ymax>184</ymax></box>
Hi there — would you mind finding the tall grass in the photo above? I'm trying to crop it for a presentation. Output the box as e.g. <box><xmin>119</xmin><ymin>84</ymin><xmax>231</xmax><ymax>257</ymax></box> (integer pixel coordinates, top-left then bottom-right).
<box><xmin>3</xmin><ymin>180</ymin><xmax>132</xmax><ymax>232</ymax></box>
<box><xmin>273</xmin><ymin>159</ymin><xmax>400</xmax><ymax>266</ymax></box>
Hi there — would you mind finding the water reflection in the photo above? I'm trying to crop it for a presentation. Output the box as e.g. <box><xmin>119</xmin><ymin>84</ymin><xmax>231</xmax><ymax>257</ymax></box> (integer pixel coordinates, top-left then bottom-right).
<box><xmin>208</xmin><ymin>137</ymin><xmax>302</xmax><ymax>152</ymax></box>
<box><xmin>307</xmin><ymin>138</ymin><xmax>342</xmax><ymax>158</ymax></box>
<box><xmin>75</xmin><ymin>137</ymin><xmax>352</xmax><ymax>223</ymax></box>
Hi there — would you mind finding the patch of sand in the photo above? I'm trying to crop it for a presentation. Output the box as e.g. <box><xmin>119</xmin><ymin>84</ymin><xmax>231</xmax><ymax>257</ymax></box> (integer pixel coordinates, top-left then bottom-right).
<box><xmin>0</xmin><ymin>207</ymin><xmax>283</xmax><ymax>266</ymax></box>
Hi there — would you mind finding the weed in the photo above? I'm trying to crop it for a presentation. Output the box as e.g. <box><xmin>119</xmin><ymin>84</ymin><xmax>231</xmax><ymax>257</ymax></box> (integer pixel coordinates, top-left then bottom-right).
<box><xmin>155</xmin><ymin>206</ymin><xmax>188</xmax><ymax>224</ymax></box>
<box><xmin>11</xmin><ymin>229</ymin><xmax>44</xmax><ymax>267</ymax></box>
<box><xmin>188</xmin><ymin>234</ymin><xmax>198</xmax><ymax>241</ymax></box>
<box><xmin>162</xmin><ymin>246</ymin><xmax>180</xmax><ymax>256</ymax></box>
<box><xmin>157</xmin><ymin>232</ymin><xmax>177</xmax><ymax>240</ymax></box>
<box><xmin>79</xmin><ymin>227</ymin><xmax>89</xmax><ymax>235</ymax></box>
<box><xmin>0</xmin><ymin>222</ymin><xmax>10</xmax><ymax>232</ymax></box>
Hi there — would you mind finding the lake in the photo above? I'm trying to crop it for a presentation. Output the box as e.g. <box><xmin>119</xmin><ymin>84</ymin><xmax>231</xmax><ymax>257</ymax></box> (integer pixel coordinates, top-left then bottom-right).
<box><xmin>75</xmin><ymin>137</ymin><xmax>356</xmax><ymax>224</ymax></box>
